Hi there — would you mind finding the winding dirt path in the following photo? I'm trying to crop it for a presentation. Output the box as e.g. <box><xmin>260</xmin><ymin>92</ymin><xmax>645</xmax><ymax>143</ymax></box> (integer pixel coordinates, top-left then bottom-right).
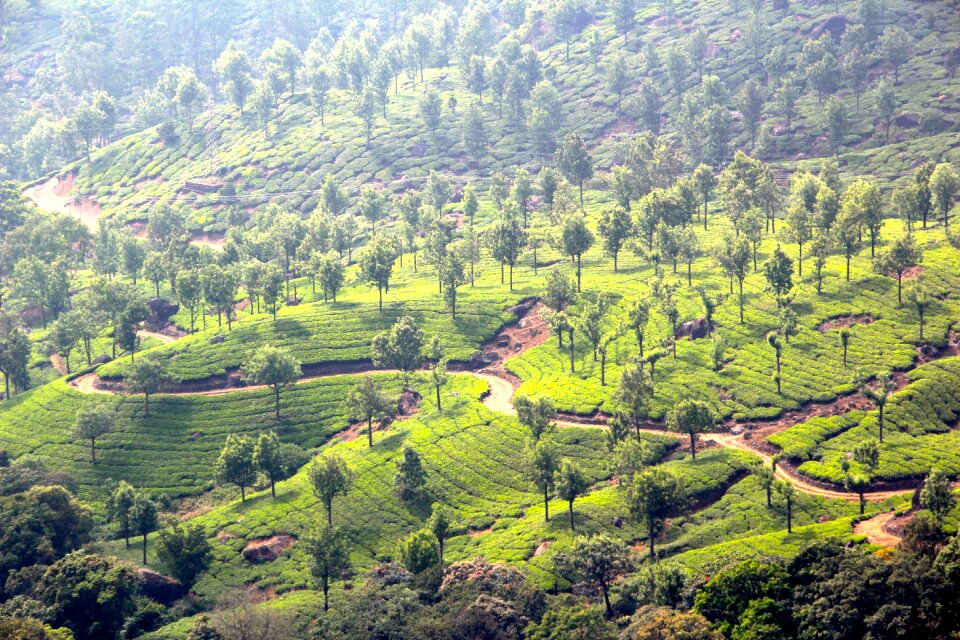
<box><xmin>67</xmin><ymin>301</ymin><xmax>917</xmax><ymax>506</ymax></box>
<box><xmin>853</xmin><ymin>511</ymin><xmax>903</xmax><ymax>546</ymax></box>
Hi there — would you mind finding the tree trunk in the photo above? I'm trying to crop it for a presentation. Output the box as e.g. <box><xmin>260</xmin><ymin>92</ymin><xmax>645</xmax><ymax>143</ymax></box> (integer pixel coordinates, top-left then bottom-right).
<box><xmin>544</xmin><ymin>488</ymin><xmax>550</xmax><ymax>522</ymax></box>
<box><xmin>569</xmin><ymin>331</ymin><xmax>575</xmax><ymax>373</ymax></box>
<box><xmin>326</xmin><ymin>501</ymin><xmax>332</xmax><ymax>526</ymax></box>
<box><xmin>436</xmin><ymin>385</ymin><xmax>441</xmax><ymax>410</ymax></box>
<box><xmin>648</xmin><ymin>519</ymin><xmax>656</xmax><ymax>559</ymax></box>
<box><xmin>576</xmin><ymin>255</ymin><xmax>582</xmax><ymax>292</ymax></box>
<box><xmin>568</xmin><ymin>500</ymin><xmax>575</xmax><ymax>529</ymax></box>
<box><xmin>274</xmin><ymin>385</ymin><xmax>281</xmax><ymax>420</ymax></box>
<box><xmin>90</xmin><ymin>439</ymin><xmax>96</xmax><ymax>464</ymax></box>
<box><xmin>142</xmin><ymin>533</ymin><xmax>148</xmax><ymax>564</ymax></box>
<box><xmin>144</xmin><ymin>393</ymin><xmax>150</xmax><ymax>417</ymax></box>
<box><xmin>368</xmin><ymin>417</ymin><xmax>374</xmax><ymax>447</ymax></box>
<box><xmin>689</xmin><ymin>431</ymin><xmax>696</xmax><ymax>459</ymax></box>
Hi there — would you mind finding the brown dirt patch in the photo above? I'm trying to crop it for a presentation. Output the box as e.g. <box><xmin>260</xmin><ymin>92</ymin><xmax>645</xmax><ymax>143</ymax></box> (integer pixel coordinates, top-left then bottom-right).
<box><xmin>533</xmin><ymin>540</ymin><xmax>552</xmax><ymax>557</ymax></box>
<box><xmin>216</xmin><ymin>530</ymin><xmax>238</xmax><ymax>544</ymax></box>
<box><xmin>23</xmin><ymin>172</ymin><xmax>102</xmax><ymax>231</ymax></box>
<box><xmin>818</xmin><ymin>314</ymin><xmax>876</xmax><ymax>332</ymax></box>
<box><xmin>854</xmin><ymin>511</ymin><xmax>902</xmax><ymax>547</ymax></box>
<box><xmin>242</xmin><ymin>534</ymin><xmax>296</xmax><ymax>563</ymax></box>
<box><xmin>899</xmin><ymin>265</ymin><xmax>924</xmax><ymax>280</ymax></box>
<box><xmin>468</xmin><ymin>527</ymin><xmax>492</xmax><ymax>538</ymax></box>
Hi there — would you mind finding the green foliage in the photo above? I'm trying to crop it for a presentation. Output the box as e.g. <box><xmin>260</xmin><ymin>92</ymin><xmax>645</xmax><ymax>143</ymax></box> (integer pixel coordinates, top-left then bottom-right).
<box><xmin>396</xmin><ymin>529</ymin><xmax>440</xmax><ymax>575</ymax></box>
<box><xmin>155</xmin><ymin>523</ymin><xmax>212</xmax><ymax>588</ymax></box>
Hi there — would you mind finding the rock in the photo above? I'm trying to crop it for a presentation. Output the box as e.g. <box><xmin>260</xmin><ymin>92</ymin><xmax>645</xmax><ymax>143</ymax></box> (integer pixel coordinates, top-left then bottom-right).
<box><xmin>147</xmin><ymin>298</ymin><xmax>179</xmax><ymax>324</ymax></box>
<box><xmin>612</xmin><ymin>516</ymin><xmax>623</xmax><ymax>528</ymax></box>
<box><xmin>676</xmin><ymin>318</ymin><xmax>711</xmax><ymax>340</ymax></box>
<box><xmin>242</xmin><ymin>534</ymin><xmax>297</xmax><ymax>563</ymax></box>
<box><xmin>771</xmin><ymin>124</ymin><xmax>789</xmax><ymax>136</ymax></box>
<box><xmin>91</xmin><ymin>354</ymin><xmax>113</xmax><ymax>366</ymax></box>
<box><xmin>138</xmin><ymin>568</ymin><xmax>185</xmax><ymax>604</ymax></box>
<box><xmin>730</xmin><ymin>425</ymin><xmax>745</xmax><ymax>435</ymax></box>
<box><xmin>809</xmin><ymin>15</ymin><xmax>848</xmax><ymax>41</ymax></box>
<box><xmin>895</xmin><ymin>113</ymin><xmax>920</xmax><ymax>128</ymax></box>
<box><xmin>209</xmin><ymin>335</ymin><xmax>226</xmax><ymax>345</ymax></box>
<box><xmin>397</xmin><ymin>390</ymin><xmax>421</xmax><ymax>416</ymax></box>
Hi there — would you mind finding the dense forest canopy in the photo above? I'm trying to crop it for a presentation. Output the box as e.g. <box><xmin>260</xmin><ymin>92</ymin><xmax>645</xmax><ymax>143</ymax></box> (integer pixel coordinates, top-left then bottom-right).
<box><xmin>0</xmin><ymin>0</ymin><xmax>960</xmax><ymax>638</ymax></box>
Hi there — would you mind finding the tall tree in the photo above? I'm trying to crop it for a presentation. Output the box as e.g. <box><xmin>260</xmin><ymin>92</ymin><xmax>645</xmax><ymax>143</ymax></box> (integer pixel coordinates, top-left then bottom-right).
<box><xmin>561</xmin><ymin>214</ymin><xmax>595</xmax><ymax>292</ymax></box>
<box><xmin>305</xmin><ymin>525</ymin><xmax>351</xmax><ymax>612</ymax></box>
<box><xmin>666</xmin><ymin>400</ymin><xmax>714</xmax><ymax>459</ymax></box>
<box><xmin>626</xmin><ymin>467</ymin><xmax>686</xmax><ymax>560</ymax></box>
<box><xmin>556</xmin><ymin>133</ymin><xmax>594</xmax><ymax>206</ymax></box>
<box><xmin>513</xmin><ymin>394</ymin><xmax>556</xmax><ymax>441</ymax></box>
<box><xmin>526</xmin><ymin>438</ymin><xmax>561</xmax><ymax>522</ymax></box>
<box><xmin>371</xmin><ymin>315</ymin><xmax>424</xmax><ymax>386</ymax></box>
<box><xmin>126</xmin><ymin>356</ymin><xmax>172</xmax><ymax>417</ymax></box>
<box><xmin>556</xmin><ymin>460</ymin><xmax>590</xmax><ymax>530</ymax></box>
<box><xmin>873</xmin><ymin>236</ymin><xmax>921</xmax><ymax>304</ymax></box>
<box><xmin>241</xmin><ymin>346</ymin><xmax>301</xmax><ymax>420</ymax></box>
<box><xmin>347</xmin><ymin>376</ymin><xmax>394</xmax><ymax>447</ymax></box>
<box><xmin>308</xmin><ymin>455</ymin><xmax>353</xmax><ymax>526</ymax></box>
<box><xmin>74</xmin><ymin>400</ymin><xmax>115</xmax><ymax>464</ymax></box>
<box><xmin>215</xmin><ymin>433</ymin><xmax>256</xmax><ymax>502</ymax></box>
<box><xmin>560</xmin><ymin>534</ymin><xmax>630</xmax><ymax>617</ymax></box>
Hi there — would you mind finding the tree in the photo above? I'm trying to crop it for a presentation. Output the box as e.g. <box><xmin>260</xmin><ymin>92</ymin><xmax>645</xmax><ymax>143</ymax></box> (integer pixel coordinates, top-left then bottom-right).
<box><xmin>425</xmin><ymin>171</ymin><xmax>452</xmax><ymax>215</ymax></box>
<box><xmin>130</xmin><ymin>491</ymin><xmax>159</xmax><ymax>564</ymax></box>
<box><xmin>626</xmin><ymin>468</ymin><xmax>686</xmax><ymax>560</ymax></box>
<box><xmin>920</xmin><ymin>468</ymin><xmax>955</xmax><ymax>520</ymax></box>
<box><xmin>305</xmin><ymin>58</ymin><xmax>332</xmax><ymax>124</ymax></box>
<box><xmin>692</xmin><ymin>164</ymin><xmax>716</xmax><ymax>230</ymax></box>
<box><xmin>719</xmin><ymin>234</ymin><xmax>752</xmax><ymax>323</ymax></box>
<box><xmin>526</xmin><ymin>439</ymin><xmax>561</xmax><ymax>522</ymax></box>
<box><xmin>371</xmin><ymin>315</ymin><xmax>424</xmax><ymax>386</ymax></box>
<box><xmin>930</xmin><ymin>163</ymin><xmax>959</xmax><ymax>230</ymax></box>
<box><xmin>260</xmin><ymin>263</ymin><xmax>285</xmax><ymax>320</ymax></box>
<box><xmin>874</xmin><ymin>235</ymin><xmax>921</xmax><ymax>304</ymax></box>
<box><xmin>737</xmin><ymin>79</ymin><xmax>765</xmax><ymax>149</ymax></box>
<box><xmin>614</xmin><ymin>361</ymin><xmax>653</xmax><ymax>438</ymax></box>
<box><xmin>44</xmin><ymin>315</ymin><xmax>79</xmax><ymax>375</ymax></box>
<box><xmin>427</xmin><ymin>504</ymin><xmax>452</xmax><ymax>561</ymax></box>
<box><xmin>879</xmin><ymin>26</ymin><xmax>913</xmax><ymax>84</ymax></box>
<box><xmin>74</xmin><ymin>400</ymin><xmax>115</xmax><ymax>465</ymax></box>
<box><xmin>838</xmin><ymin>328</ymin><xmax>851</xmax><ymax>367</ymax></box>
<box><xmin>665</xmin><ymin>46</ymin><xmax>688</xmax><ymax>109</ymax></box>
<box><xmin>908</xmin><ymin>283</ymin><xmax>930</xmax><ymax>340</ymax></box>
<box><xmin>824</xmin><ymin>96</ymin><xmax>849</xmax><ymax>158</ymax></box>
<box><xmin>561</xmin><ymin>215</ymin><xmax>595</xmax><ymax>292</ymax></box>
<box><xmin>874</xmin><ymin>79</ymin><xmax>898</xmax><ymax>143</ymax></box>
<box><xmin>606</xmin><ymin>53</ymin><xmax>631</xmax><ymax>113</ymax></box>
<box><xmin>834</xmin><ymin>200</ymin><xmax>862</xmax><ymax>282</ymax></box>
<box><xmin>548</xmin><ymin>0</ymin><xmax>579</xmax><ymax>61</ymax></box>
<box><xmin>488</xmin><ymin>214</ymin><xmax>525</xmax><ymax>290</ymax></box>
<box><xmin>462</xmin><ymin>104</ymin><xmax>488</xmax><ymax>168</ymax></box>
<box><xmin>397</xmin><ymin>529</ymin><xmax>440</xmax><ymax>574</ymax></box>
<box><xmin>156</xmin><ymin>523</ymin><xmax>212</xmax><ymax>589</ymax></box>
<box><xmin>215</xmin><ymin>433</ymin><xmax>256</xmax><ymax>502</ymax></box>
<box><xmin>358</xmin><ymin>187</ymin><xmax>387</xmax><ymax>235</ymax></box>
<box><xmin>513</xmin><ymin>394</ymin><xmax>556</xmax><ymax>441</ymax></box>
<box><xmin>862</xmin><ymin>372</ymin><xmax>896</xmax><ymax>443</ymax></box>
<box><xmin>556</xmin><ymin>460</ymin><xmax>590</xmax><ymax>530</ymax></box>
<box><xmin>126</xmin><ymin>356</ymin><xmax>172</xmax><ymax>417</ymax></box>
<box><xmin>784</xmin><ymin>203</ymin><xmax>813</xmax><ymax>276</ymax></box>
<box><xmin>347</xmin><ymin>376</ymin><xmax>394</xmax><ymax>447</ymax></box>
<box><xmin>215</xmin><ymin>43</ymin><xmax>254</xmax><ymax>114</ymax></box>
<box><xmin>241</xmin><ymin>346</ymin><xmax>301</xmax><ymax>420</ymax></box>
<box><xmin>107</xmin><ymin>480</ymin><xmax>137</xmax><ymax>547</ymax></box>
<box><xmin>763</xmin><ymin>245</ymin><xmax>794</xmax><ymax>304</ymax></box>
<box><xmin>556</xmin><ymin>536</ymin><xmax>631</xmax><ymax>620</ymax></box>
<box><xmin>305</xmin><ymin>525</ymin><xmax>351</xmax><ymax>612</ymax></box>
<box><xmin>776</xmin><ymin>481</ymin><xmax>795</xmax><ymax>532</ymax></box>
<box><xmin>358</xmin><ymin>234</ymin><xmax>396</xmax><ymax>311</ymax></box>
<box><xmin>543</xmin><ymin>267</ymin><xmax>577</xmax><ymax>317</ymax></box>
<box><xmin>418</xmin><ymin>89</ymin><xmax>442</xmax><ymax>133</ymax></box>
<box><xmin>253</xmin><ymin>432</ymin><xmax>285</xmax><ymax>498</ymax></box>
<box><xmin>40</xmin><ymin>553</ymin><xmax>140</xmax><ymax>640</ymax></box>
<box><xmin>811</xmin><ymin>234</ymin><xmax>831</xmax><ymax>295</ymax></box>
<box><xmin>176</xmin><ymin>269</ymin><xmax>202</xmax><ymax>333</ymax></box>
<box><xmin>666</xmin><ymin>400</ymin><xmax>714</xmax><ymax>459</ymax></box>
<box><xmin>394</xmin><ymin>446</ymin><xmax>427</xmax><ymax>501</ymax></box>
<box><xmin>768</xmin><ymin>333</ymin><xmax>783</xmax><ymax>394</ymax></box>
<box><xmin>556</xmin><ymin>133</ymin><xmax>593</xmax><ymax>206</ymax></box>
<box><xmin>597</xmin><ymin>207</ymin><xmax>633</xmax><ymax>272</ymax></box>
<box><xmin>309</xmin><ymin>455</ymin><xmax>352</xmax><ymax>526</ymax></box>
<box><xmin>539</xmin><ymin>167</ymin><xmax>562</xmax><ymax>215</ymax></box>
<box><xmin>252</xmin><ymin>81</ymin><xmax>275</xmax><ymax>137</ymax></box>
<box><xmin>355</xmin><ymin>85</ymin><xmax>379</xmax><ymax>146</ymax></box>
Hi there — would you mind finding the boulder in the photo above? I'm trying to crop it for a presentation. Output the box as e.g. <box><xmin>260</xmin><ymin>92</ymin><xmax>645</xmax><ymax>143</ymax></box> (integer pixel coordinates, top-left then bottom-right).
<box><xmin>147</xmin><ymin>298</ymin><xmax>179</xmax><ymax>324</ymax></box>
<box><xmin>209</xmin><ymin>335</ymin><xmax>226</xmax><ymax>345</ymax></box>
<box><xmin>138</xmin><ymin>568</ymin><xmax>185</xmax><ymax>604</ymax></box>
<box><xmin>91</xmin><ymin>354</ymin><xmax>113</xmax><ymax>366</ymax></box>
<box><xmin>809</xmin><ymin>15</ymin><xmax>848</xmax><ymax>41</ymax></box>
<box><xmin>676</xmin><ymin>317</ymin><xmax>711</xmax><ymax>340</ymax></box>
<box><xmin>730</xmin><ymin>425</ymin><xmax>746</xmax><ymax>435</ymax></box>
<box><xmin>242</xmin><ymin>535</ymin><xmax>296</xmax><ymax>563</ymax></box>
<box><xmin>895</xmin><ymin>112</ymin><xmax>920</xmax><ymax>128</ymax></box>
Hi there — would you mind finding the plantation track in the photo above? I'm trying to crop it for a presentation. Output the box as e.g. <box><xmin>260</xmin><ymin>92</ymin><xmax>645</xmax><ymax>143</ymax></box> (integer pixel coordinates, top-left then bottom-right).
<box><xmin>853</xmin><ymin>511</ymin><xmax>903</xmax><ymax>547</ymax></box>
<box><xmin>65</xmin><ymin>304</ymin><xmax>931</xmax><ymax>505</ymax></box>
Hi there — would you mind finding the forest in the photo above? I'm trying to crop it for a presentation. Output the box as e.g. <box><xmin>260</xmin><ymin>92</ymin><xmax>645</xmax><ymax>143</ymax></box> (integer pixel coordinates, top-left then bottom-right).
<box><xmin>1</xmin><ymin>0</ymin><xmax>960</xmax><ymax>638</ymax></box>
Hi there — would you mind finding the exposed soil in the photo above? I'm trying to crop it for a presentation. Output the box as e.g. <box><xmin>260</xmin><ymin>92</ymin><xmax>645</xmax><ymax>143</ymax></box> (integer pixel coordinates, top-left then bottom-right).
<box><xmin>818</xmin><ymin>314</ymin><xmax>876</xmax><ymax>332</ymax></box>
<box><xmin>242</xmin><ymin>534</ymin><xmax>296</xmax><ymax>563</ymax></box>
<box><xmin>533</xmin><ymin>540</ymin><xmax>552</xmax><ymax>556</ymax></box>
<box><xmin>899</xmin><ymin>265</ymin><xmax>925</xmax><ymax>280</ymax></box>
<box><xmin>468</xmin><ymin>527</ymin><xmax>492</xmax><ymax>538</ymax></box>
<box><xmin>24</xmin><ymin>172</ymin><xmax>102</xmax><ymax>231</ymax></box>
<box><xmin>853</xmin><ymin>511</ymin><xmax>903</xmax><ymax>546</ymax></box>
